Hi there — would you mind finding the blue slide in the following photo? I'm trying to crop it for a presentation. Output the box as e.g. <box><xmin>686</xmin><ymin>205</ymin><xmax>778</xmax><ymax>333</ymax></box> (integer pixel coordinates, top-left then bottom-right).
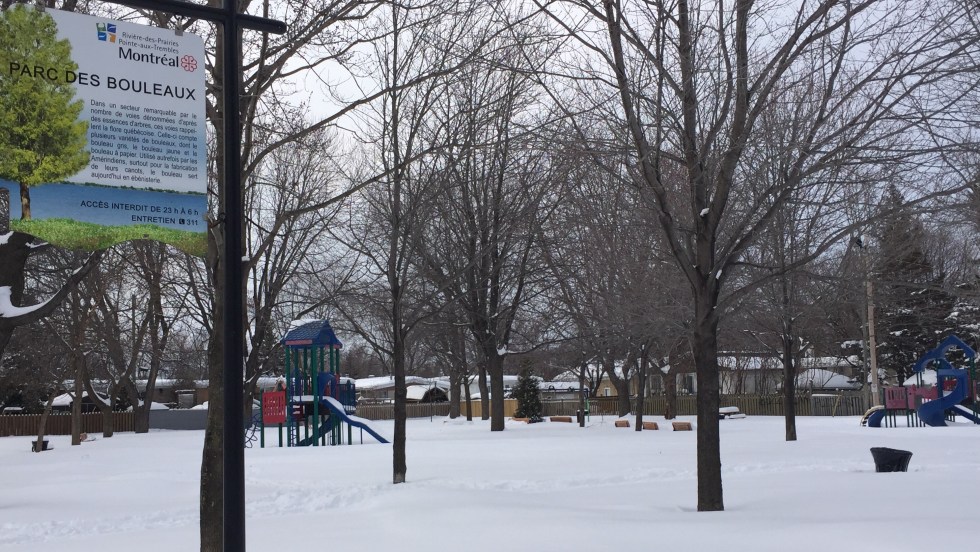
<box><xmin>918</xmin><ymin>376</ymin><xmax>967</xmax><ymax>427</ymax></box>
<box><xmin>320</xmin><ymin>396</ymin><xmax>389</xmax><ymax>444</ymax></box>
<box><xmin>866</xmin><ymin>408</ymin><xmax>887</xmax><ymax>428</ymax></box>
<box><xmin>950</xmin><ymin>404</ymin><xmax>980</xmax><ymax>424</ymax></box>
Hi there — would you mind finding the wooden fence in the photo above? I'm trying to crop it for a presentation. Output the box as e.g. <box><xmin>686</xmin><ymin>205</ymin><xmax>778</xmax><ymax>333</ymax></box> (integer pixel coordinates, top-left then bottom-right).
<box><xmin>0</xmin><ymin>412</ymin><xmax>135</xmax><ymax>437</ymax></box>
<box><xmin>356</xmin><ymin>402</ymin><xmax>451</xmax><ymax>421</ymax></box>
<box><xmin>541</xmin><ymin>393</ymin><xmax>866</xmax><ymax>418</ymax></box>
<box><xmin>0</xmin><ymin>393</ymin><xmax>866</xmax><ymax>436</ymax></box>
<box><xmin>353</xmin><ymin>393</ymin><xmax>865</xmax><ymax>421</ymax></box>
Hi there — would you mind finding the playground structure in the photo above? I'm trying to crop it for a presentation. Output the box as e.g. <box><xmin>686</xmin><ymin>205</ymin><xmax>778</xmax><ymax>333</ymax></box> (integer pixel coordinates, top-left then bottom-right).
<box><xmin>257</xmin><ymin>320</ymin><xmax>388</xmax><ymax>447</ymax></box>
<box><xmin>866</xmin><ymin>335</ymin><xmax>979</xmax><ymax>428</ymax></box>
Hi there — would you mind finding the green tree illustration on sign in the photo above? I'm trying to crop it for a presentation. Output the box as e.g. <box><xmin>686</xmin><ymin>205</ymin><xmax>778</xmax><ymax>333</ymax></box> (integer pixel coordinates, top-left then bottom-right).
<box><xmin>0</xmin><ymin>5</ymin><xmax>89</xmax><ymax>221</ymax></box>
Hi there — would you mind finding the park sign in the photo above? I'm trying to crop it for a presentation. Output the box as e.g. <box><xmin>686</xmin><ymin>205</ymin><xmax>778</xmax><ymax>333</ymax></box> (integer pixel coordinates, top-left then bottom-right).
<box><xmin>0</xmin><ymin>6</ymin><xmax>206</xmax><ymax>255</ymax></box>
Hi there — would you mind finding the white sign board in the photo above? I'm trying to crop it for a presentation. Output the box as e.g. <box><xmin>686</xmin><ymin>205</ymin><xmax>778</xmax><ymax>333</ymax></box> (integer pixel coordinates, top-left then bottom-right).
<box><xmin>1</xmin><ymin>7</ymin><xmax>206</xmax><ymax>253</ymax></box>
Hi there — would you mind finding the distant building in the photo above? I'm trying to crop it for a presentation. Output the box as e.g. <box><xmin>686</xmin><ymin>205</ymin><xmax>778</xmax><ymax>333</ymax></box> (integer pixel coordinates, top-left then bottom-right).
<box><xmin>50</xmin><ymin>391</ymin><xmax>109</xmax><ymax>413</ymax></box>
<box><xmin>354</xmin><ymin>376</ymin><xmax>450</xmax><ymax>403</ymax></box>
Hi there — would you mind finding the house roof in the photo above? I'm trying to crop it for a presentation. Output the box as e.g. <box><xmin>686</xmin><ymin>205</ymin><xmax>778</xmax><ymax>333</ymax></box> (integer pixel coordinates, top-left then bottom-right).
<box><xmin>51</xmin><ymin>391</ymin><xmax>108</xmax><ymax>407</ymax></box>
<box><xmin>135</xmin><ymin>379</ymin><xmax>208</xmax><ymax>391</ymax></box>
<box><xmin>903</xmin><ymin>371</ymin><xmax>938</xmax><ymax>386</ymax></box>
<box><xmin>355</xmin><ymin>376</ymin><xmax>440</xmax><ymax>391</ymax></box>
<box><xmin>795</xmin><ymin>369</ymin><xmax>860</xmax><ymax>390</ymax></box>
<box><xmin>539</xmin><ymin>381</ymin><xmax>582</xmax><ymax>392</ymax></box>
<box><xmin>719</xmin><ymin>355</ymin><xmax>858</xmax><ymax>371</ymax></box>
<box><xmin>406</xmin><ymin>385</ymin><xmax>448</xmax><ymax>401</ymax></box>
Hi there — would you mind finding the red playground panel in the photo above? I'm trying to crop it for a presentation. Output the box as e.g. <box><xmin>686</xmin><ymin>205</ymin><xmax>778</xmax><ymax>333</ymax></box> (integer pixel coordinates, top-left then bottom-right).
<box><xmin>263</xmin><ymin>391</ymin><xmax>287</xmax><ymax>424</ymax></box>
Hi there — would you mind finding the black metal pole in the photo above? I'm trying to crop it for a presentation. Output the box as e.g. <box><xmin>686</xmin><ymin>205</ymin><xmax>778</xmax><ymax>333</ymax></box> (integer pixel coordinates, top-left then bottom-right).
<box><xmin>94</xmin><ymin>2</ymin><xmax>284</xmax><ymax>550</ymax></box>
<box><xmin>220</xmin><ymin>2</ymin><xmax>246</xmax><ymax>549</ymax></box>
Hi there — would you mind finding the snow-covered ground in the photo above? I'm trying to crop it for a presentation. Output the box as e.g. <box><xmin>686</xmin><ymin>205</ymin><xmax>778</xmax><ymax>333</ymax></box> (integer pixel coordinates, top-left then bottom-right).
<box><xmin>2</xmin><ymin>414</ymin><xmax>977</xmax><ymax>551</ymax></box>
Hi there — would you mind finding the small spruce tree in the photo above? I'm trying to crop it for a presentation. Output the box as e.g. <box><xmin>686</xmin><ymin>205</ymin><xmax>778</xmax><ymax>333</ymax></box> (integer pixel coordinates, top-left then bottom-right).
<box><xmin>512</xmin><ymin>369</ymin><xmax>542</xmax><ymax>420</ymax></box>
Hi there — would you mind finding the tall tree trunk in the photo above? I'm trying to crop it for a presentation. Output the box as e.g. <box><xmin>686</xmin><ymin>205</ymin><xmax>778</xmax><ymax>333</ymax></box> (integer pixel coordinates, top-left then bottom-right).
<box><xmin>200</xmin><ymin>310</ymin><xmax>225</xmax><ymax>552</ymax></box>
<box><xmin>449</xmin><ymin>371</ymin><xmax>460</xmax><ymax>419</ymax></box>
<box><xmin>71</xmin><ymin>363</ymin><xmax>83</xmax><ymax>446</ymax></box>
<box><xmin>126</xmin><ymin>379</ymin><xmax>149</xmax><ymax>434</ymax></box>
<box><xmin>477</xmin><ymin>361</ymin><xmax>489</xmax><ymax>421</ymax></box>
<box><xmin>488</xmin><ymin>353</ymin><xmax>505</xmax><ymax>431</ymax></box>
<box><xmin>392</xmin><ymin>320</ymin><xmax>407</xmax><ymax>483</ymax></box>
<box><xmin>693</xmin><ymin>295</ymin><xmax>723</xmax><ymax>512</ymax></box>
<box><xmin>464</xmin><ymin>376</ymin><xmax>473</xmax><ymax>422</ymax></box>
<box><xmin>781</xmin><ymin>333</ymin><xmax>797</xmax><ymax>442</ymax></box>
<box><xmin>448</xmin><ymin>327</ymin><xmax>467</xmax><ymax>419</ymax></box>
<box><xmin>604</xmin><ymin>355</ymin><xmax>633</xmax><ymax>417</ymax></box>
<box><xmin>84</xmin><ymin>378</ymin><xmax>115</xmax><ymax>438</ymax></box>
<box><xmin>34</xmin><ymin>391</ymin><xmax>57</xmax><ymax>452</ymax></box>
<box><xmin>614</xmin><ymin>377</ymin><xmax>631</xmax><ymax>417</ymax></box>
<box><xmin>103</xmin><ymin>398</ymin><xmax>115</xmax><ymax>438</ymax></box>
<box><xmin>635</xmin><ymin>351</ymin><xmax>648</xmax><ymax>431</ymax></box>
<box><xmin>200</xmin><ymin>236</ymin><xmax>224</xmax><ymax>552</ymax></box>
<box><xmin>663</xmin><ymin>371</ymin><xmax>677</xmax><ymax>420</ymax></box>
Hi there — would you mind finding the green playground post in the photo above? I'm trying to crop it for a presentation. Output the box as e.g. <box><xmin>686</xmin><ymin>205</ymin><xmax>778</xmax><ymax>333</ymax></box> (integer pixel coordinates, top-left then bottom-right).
<box><xmin>312</xmin><ymin>347</ymin><xmax>320</xmax><ymax>447</ymax></box>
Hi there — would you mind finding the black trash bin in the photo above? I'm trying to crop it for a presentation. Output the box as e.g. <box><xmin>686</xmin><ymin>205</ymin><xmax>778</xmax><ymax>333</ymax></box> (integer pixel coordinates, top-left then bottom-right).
<box><xmin>870</xmin><ymin>447</ymin><xmax>912</xmax><ymax>472</ymax></box>
<box><xmin>576</xmin><ymin>409</ymin><xmax>585</xmax><ymax>425</ymax></box>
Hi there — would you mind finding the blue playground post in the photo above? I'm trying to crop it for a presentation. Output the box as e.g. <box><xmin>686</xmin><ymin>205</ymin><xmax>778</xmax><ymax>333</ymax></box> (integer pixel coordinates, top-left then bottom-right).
<box><xmin>912</xmin><ymin>336</ymin><xmax>978</xmax><ymax>427</ymax></box>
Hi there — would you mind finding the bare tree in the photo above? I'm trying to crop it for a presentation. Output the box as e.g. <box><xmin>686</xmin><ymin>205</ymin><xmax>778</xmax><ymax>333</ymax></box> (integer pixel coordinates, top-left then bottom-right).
<box><xmin>537</xmin><ymin>0</ymin><xmax>980</xmax><ymax>511</ymax></box>
<box><xmin>414</xmin><ymin>29</ymin><xmax>564</xmax><ymax>431</ymax></box>
<box><xmin>335</xmin><ymin>0</ymin><xmax>499</xmax><ymax>480</ymax></box>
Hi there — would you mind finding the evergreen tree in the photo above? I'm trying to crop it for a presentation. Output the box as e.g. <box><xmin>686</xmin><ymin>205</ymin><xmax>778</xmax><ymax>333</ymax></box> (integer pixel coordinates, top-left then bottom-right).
<box><xmin>512</xmin><ymin>369</ymin><xmax>542</xmax><ymax>420</ymax></box>
<box><xmin>0</xmin><ymin>5</ymin><xmax>89</xmax><ymax>221</ymax></box>
<box><xmin>874</xmin><ymin>185</ymin><xmax>954</xmax><ymax>383</ymax></box>
<box><xmin>945</xmin><ymin>282</ymin><xmax>980</xmax><ymax>352</ymax></box>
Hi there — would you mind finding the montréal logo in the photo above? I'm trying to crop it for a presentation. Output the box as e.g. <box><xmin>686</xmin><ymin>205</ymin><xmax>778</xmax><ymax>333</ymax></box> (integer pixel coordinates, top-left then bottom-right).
<box><xmin>96</xmin><ymin>22</ymin><xmax>117</xmax><ymax>43</ymax></box>
<box><xmin>180</xmin><ymin>55</ymin><xmax>198</xmax><ymax>72</ymax></box>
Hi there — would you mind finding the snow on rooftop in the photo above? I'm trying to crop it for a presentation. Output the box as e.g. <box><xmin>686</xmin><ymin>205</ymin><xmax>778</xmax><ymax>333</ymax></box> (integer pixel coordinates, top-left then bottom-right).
<box><xmin>904</xmin><ymin>370</ymin><xmax>938</xmax><ymax>386</ymax></box>
<box><xmin>355</xmin><ymin>376</ymin><xmax>435</xmax><ymax>390</ymax></box>
<box><xmin>795</xmin><ymin>369</ymin><xmax>860</xmax><ymax>390</ymax></box>
<box><xmin>50</xmin><ymin>391</ymin><xmax>107</xmax><ymax>407</ymax></box>
<box><xmin>539</xmin><ymin>381</ymin><xmax>581</xmax><ymax>391</ymax></box>
<box><xmin>135</xmin><ymin>379</ymin><xmax>209</xmax><ymax>390</ymax></box>
<box><xmin>406</xmin><ymin>385</ymin><xmax>432</xmax><ymax>401</ymax></box>
<box><xmin>288</xmin><ymin>318</ymin><xmax>322</xmax><ymax>331</ymax></box>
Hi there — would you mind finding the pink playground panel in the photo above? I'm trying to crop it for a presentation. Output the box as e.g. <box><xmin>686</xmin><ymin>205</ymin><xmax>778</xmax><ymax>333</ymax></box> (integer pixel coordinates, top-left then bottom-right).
<box><xmin>884</xmin><ymin>387</ymin><xmax>908</xmax><ymax>410</ymax></box>
<box><xmin>913</xmin><ymin>385</ymin><xmax>937</xmax><ymax>404</ymax></box>
<box><xmin>882</xmin><ymin>385</ymin><xmax>939</xmax><ymax>411</ymax></box>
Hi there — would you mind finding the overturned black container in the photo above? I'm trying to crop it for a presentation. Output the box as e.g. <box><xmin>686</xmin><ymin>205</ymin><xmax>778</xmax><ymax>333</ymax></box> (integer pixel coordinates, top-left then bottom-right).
<box><xmin>870</xmin><ymin>447</ymin><xmax>912</xmax><ymax>472</ymax></box>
